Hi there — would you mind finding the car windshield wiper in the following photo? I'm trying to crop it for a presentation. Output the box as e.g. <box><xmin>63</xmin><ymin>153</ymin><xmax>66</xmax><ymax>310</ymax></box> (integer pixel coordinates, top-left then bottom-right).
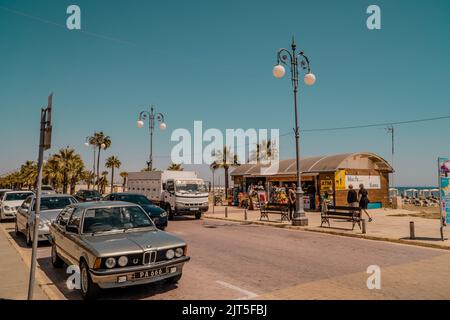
<box><xmin>91</xmin><ymin>228</ymin><xmax>113</xmax><ymax>235</ymax></box>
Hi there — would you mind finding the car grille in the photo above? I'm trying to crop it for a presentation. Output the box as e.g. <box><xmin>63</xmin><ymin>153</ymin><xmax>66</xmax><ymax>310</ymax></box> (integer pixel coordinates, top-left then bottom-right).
<box><xmin>143</xmin><ymin>250</ymin><xmax>157</xmax><ymax>264</ymax></box>
<box><xmin>185</xmin><ymin>203</ymin><xmax>203</xmax><ymax>206</ymax></box>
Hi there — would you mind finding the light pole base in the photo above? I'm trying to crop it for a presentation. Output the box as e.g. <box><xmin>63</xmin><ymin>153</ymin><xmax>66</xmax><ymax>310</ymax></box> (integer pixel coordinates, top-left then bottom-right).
<box><xmin>292</xmin><ymin>216</ymin><xmax>308</xmax><ymax>226</ymax></box>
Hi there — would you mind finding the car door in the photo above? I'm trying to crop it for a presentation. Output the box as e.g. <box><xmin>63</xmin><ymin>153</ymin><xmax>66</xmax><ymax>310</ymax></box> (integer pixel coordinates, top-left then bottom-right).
<box><xmin>16</xmin><ymin>196</ymin><xmax>32</xmax><ymax>233</ymax></box>
<box><xmin>53</xmin><ymin>207</ymin><xmax>75</xmax><ymax>263</ymax></box>
<box><xmin>62</xmin><ymin>207</ymin><xmax>84</xmax><ymax>265</ymax></box>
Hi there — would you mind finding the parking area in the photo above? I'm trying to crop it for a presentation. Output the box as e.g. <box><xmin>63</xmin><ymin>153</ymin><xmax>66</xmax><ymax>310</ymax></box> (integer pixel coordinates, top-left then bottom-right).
<box><xmin>2</xmin><ymin>215</ymin><xmax>450</xmax><ymax>300</ymax></box>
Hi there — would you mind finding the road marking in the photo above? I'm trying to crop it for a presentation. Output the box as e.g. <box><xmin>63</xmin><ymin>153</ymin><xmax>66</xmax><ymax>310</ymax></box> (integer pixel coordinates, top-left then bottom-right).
<box><xmin>216</xmin><ymin>280</ymin><xmax>258</xmax><ymax>300</ymax></box>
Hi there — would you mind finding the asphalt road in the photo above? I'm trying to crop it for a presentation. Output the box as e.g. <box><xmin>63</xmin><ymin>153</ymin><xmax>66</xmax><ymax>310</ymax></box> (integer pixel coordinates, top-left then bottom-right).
<box><xmin>1</xmin><ymin>217</ymin><xmax>450</xmax><ymax>300</ymax></box>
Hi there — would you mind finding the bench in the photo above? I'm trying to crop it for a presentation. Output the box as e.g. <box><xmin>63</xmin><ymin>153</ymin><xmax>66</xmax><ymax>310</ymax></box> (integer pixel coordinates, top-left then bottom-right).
<box><xmin>259</xmin><ymin>203</ymin><xmax>290</xmax><ymax>222</ymax></box>
<box><xmin>321</xmin><ymin>205</ymin><xmax>362</xmax><ymax>230</ymax></box>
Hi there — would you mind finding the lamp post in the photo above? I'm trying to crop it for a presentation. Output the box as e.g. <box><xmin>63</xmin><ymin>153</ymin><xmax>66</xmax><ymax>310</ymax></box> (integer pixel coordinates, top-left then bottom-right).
<box><xmin>273</xmin><ymin>38</ymin><xmax>316</xmax><ymax>226</ymax></box>
<box><xmin>137</xmin><ymin>105</ymin><xmax>166</xmax><ymax>171</ymax></box>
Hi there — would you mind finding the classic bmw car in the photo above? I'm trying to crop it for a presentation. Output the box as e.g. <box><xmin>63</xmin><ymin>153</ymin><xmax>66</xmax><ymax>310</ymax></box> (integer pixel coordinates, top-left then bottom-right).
<box><xmin>49</xmin><ymin>201</ymin><xmax>189</xmax><ymax>299</ymax></box>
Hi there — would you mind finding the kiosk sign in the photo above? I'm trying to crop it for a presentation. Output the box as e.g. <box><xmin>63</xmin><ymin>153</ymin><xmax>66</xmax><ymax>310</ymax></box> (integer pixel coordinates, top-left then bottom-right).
<box><xmin>438</xmin><ymin>157</ymin><xmax>450</xmax><ymax>224</ymax></box>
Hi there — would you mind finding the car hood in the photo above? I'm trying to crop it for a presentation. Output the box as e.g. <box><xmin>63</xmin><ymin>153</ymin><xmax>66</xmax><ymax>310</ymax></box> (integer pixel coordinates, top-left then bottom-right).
<box><xmin>2</xmin><ymin>200</ymin><xmax>26</xmax><ymax>207</ymax></box>
<box><xmin>140</xmin><ymin>204</ymin><xmax>165</xmax><ymax>216</ymax></box>
<box><xmin>81</xmin><ymin>229</ymin><xmax>186</xmax><ymax>256</ymax></box>
<box><xmin>40</xmin><ymin>209</ymin><xmax>64</xmax><ymax>223</ymax></box>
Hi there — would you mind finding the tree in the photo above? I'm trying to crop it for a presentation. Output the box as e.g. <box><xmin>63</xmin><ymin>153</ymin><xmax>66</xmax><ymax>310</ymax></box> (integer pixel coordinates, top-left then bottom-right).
<box><xmin>167</xmin><ymin>163</ymin><xmax>183</xmax><ymax>171</ymax></box>
<box><xmin>68</xmin><ymin>156</ymin><xmax>85</xmax><ymax>195</ymax></box>
<box><xmin>105</xmin><ymin>156</ymin><xmax>121</xmax><ymax>193</ymax></box>
<box><xmin>53</xmin><ymin>148</ymin><xmax>77</xmax><ymax>194</ymax></box>
<box><xmin>249</xmin><ymin>139</ymin><xmax>278</xmax><ymax>164</ymax></box>
<box><xmin>19</xmin><ymin>161</ymin><xmax>38</xmax><ymax>190</ymax></box>
<box><xmin>212</xmin><ymin>146</ymin><xmax>240</xmax><ymax>194</ymax></box>
<box><xmin>98</xmin><ymin>171</ymin><xmax>109</xmax><ymax>194</ymax></box>
<box><xmin>88</xmin><ymin>132</ymin><xmax>111</xmax><ymax>191</ymax></box>
<box><xmin>43</xmin><ymin>157</ymin><xmax>62</xmax><ymax>191</ymax></box>
<box><xmin>83</xmin><ymin>171</ymin><xmax>96</xmax><ymax>190</ymax></box>
<box><xmin>120</xmin><ymin>171</ymin><xmax>128</xmax><ymax>192</ymax></box>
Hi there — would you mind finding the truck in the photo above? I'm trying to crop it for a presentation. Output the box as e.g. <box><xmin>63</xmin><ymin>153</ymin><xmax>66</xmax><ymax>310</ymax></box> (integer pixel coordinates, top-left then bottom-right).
<box><xmin>126</xmin><ymin>170</ymin><xmax>209</xmax><ymax>220</ymax></box>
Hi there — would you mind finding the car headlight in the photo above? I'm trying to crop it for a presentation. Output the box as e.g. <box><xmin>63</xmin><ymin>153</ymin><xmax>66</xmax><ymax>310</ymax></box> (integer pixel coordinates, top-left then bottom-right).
<box><xmin>105</xmin><ymin>257</ymin><xmax>116</xmax><ymax>268</ymax></box>
<box><xmin>165</xmin><ymin>249</ymin><xmax>175</xmax><ymax>260</ymax></box>
<box><xmin>160</xmin><ymin>211</ymin><xmax>167</xmax><ymax>217</ymax></box>
<box><xmin>175</xmin><ymin>247</ymin><xmax>183</xmax><ymax>258</ymax></box>
<box><xmin>4</xmin><ymin>206</ymin><xmax>11</xmax><ymax>211</ymax></box>
<box><xmin>117</xmin><ymin>256</ymin><xmax>128</xmax><ymax>267</ymax></box>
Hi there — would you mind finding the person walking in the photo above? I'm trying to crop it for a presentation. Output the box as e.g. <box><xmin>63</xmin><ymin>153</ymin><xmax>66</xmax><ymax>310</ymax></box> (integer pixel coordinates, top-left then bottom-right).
<box><xmin>347</xmin><ymin>184</ymin><xmax>359</xmax><ymax>207</ymax></box>
<box><xmin>288</xmin><ymin>183</ymin><xmax>296</xmax><ymax>220</ymax></box>
<box><xmin>358</xmin><ymin>184</ymin><xmax>373</xmax><ymax>222</ymax></box>
<box><xmin>309</xmin><ymin>183</ymin><xmax>316</xmax><ymax>211</ymax></box>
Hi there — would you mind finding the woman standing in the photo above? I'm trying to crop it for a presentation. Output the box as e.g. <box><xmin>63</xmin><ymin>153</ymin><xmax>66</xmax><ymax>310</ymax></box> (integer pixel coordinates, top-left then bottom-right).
<box><xmin>359</xmin><ymin>184</ymin><xmax>373</xmax><ymax>222</ymax></box>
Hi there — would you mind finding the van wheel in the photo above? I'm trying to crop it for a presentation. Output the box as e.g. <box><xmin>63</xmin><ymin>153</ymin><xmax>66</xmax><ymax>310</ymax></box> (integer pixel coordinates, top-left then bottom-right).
<box><xmin>51</xmin><ymin>243</ymin><xmax>64</xmax><ymax>268</ymax></box>
<box><xmin>167</xmin><ymin>206</ymin><xmax>174</xmax><ymax>221</ymax></box>
<box><xmin>195</xmin><ymin>212</ymin><xmax>202</xmax><ymax>220</ymax></box>
<box><xmin>80</xmin><ymin>261</ymin><xmax>100</xmax><ymax>300</ymax></box>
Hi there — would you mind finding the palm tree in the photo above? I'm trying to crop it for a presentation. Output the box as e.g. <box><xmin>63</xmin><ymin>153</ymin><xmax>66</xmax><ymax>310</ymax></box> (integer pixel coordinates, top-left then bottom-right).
<box><xmin>43</xmin><ymin>157</ymin><xmax>62</xmax><ymax>191</ymax></box>
<box><xmin>212</xmin><ymin>146</ymin><xmax>240</xmax><ymax>194</ymax></box>
<box><xmin>83</xmin><ymin>171</ymin><xmax>96</xmax><ymax>190</ymax></box>
<box><xmin>89</xmin><ymin>132</ymin><xmax>111</xmax><ymax>191</ymax></box>
<box><xmin>98</xmin><ymin>171</ymin><xmax>109</xmax><ymax>194</ymax></box>
<box><xmin>120</xmin><ymin>171</ymin><xmax>128</xmax><ymax>192</ymax></box>
<box><xmin>249</xmin><ymin>139</ymin><xmax>278</xmax><ymax>164</ymax></box>
<box><xmin>68</xmin><ymin>155</ymin><xmax>85</xmax><ymax>195</ymax></box>
<box><xmin>105</xmin><ymin>156</ymin><xmax>121</xmax><ymax>193</ymax></box>
<box><xmin>167</xmin><ymin>163</ymin><xmax>183</xmax><ymax>171</ymax></box>
<box><xmin>52</xmin><ymin>148</ymin><xmax>78</xmax><ymax>194</ymax></box>
<box><xmin>19</xmin><ymin>161</ymin><xmax>38</xmax><ymax>190</ymax></box>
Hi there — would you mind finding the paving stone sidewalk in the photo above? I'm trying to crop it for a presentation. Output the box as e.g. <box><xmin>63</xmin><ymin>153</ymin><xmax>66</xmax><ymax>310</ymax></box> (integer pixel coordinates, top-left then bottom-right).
<box><xmin>0</xmin><ymin>224</ymin><xmax>48</xmax><ymax>300</ymax></box>
<box><xmin>205</xmin><ymin>206</ymin><xmax>450</xmax><ymax>250</ymax></box>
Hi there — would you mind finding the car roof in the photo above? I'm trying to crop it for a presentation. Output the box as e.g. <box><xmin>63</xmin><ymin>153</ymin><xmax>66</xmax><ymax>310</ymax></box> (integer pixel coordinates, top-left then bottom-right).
<box><xmin>70</xmin><ymin>201</ymin><xmax>139</xmax><ymax>209</ymax></box>
<box><xmin>108</xmin><ymin>192</ymin><xmax>147</xmax><ymax>196</ymax></box>
<box><xmin>5</xmin><ymin>190</ymin><xmax>34</xmax><ymax>194</ymax></box>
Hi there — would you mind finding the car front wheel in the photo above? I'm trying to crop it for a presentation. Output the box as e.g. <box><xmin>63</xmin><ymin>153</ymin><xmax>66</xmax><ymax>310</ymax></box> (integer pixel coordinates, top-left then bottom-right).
<box><xmin>80</xmin><ymin>261</ymin><xmax>100</xmax><ymax>300</ymax></box>
<box><xmin>14</xmin><ymin>220</ymin><xmax>19</xmax><ymax>236</ymax></box>
<box><xmin>51</xmin><ymin>243</ymin><xmax>64</xmax><ymax>268</ymax></box>
<box><xmin>195</xmin><ymin>212</ymin><xmax>202</xmax><ymax>220</ymax></box>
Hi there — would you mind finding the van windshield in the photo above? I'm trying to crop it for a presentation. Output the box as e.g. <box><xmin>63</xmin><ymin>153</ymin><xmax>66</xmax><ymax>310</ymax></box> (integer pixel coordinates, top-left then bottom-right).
<box><xmin>175</xmin><ymin>181</ymin><xmax>207</xmax><ymax>193</ymax></box>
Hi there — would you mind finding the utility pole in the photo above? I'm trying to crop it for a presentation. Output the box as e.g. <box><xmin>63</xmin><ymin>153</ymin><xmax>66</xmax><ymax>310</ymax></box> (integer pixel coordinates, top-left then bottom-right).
<box><xmin>28</xmin><ymin>93</ymin><xmax>53</xmax><ymax>300</ymax></box>
<box><xmin>387</xmin><ymin>125</ymin><xmax>395</xmax><ymax>189</ymax></box>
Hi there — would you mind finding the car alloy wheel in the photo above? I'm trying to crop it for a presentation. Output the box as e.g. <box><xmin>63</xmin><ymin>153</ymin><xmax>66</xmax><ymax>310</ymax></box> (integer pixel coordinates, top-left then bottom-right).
<box><xmin>51</xmin><ymin>243</ymin><xmax>63</xmax><ymax>268</ymax></box>
<box><xmin>14</xmin><ymin>221</ymin><xmax>19</xmax><ymax>236</ymax></box>
<box><xmin>80</xmin><ymin>261</ymin><xmax>100</xmax><ymax>300</ymax></box>
<box><xmin>81</xmin><ymin>267</ymin><xmax>88</xmax><ymax>295</ymax></box>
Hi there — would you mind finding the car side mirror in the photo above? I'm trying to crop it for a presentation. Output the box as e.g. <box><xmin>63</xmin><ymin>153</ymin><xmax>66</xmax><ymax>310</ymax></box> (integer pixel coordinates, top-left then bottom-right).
<box><xmin>65</xmin><ymin>225</ymin><xmax>79</xmax><ymax>234</ymax></box>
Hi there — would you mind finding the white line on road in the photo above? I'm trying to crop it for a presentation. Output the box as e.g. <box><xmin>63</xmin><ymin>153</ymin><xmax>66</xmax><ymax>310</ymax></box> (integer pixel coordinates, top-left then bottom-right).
<box><xmin>216</xmin><ymin>280</ymin><xmax>258</xmax><ymax>300</ymax></box>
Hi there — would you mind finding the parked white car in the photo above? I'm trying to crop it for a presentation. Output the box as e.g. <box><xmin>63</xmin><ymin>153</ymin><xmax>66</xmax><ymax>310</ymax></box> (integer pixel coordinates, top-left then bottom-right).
<box><xmin>0</xmin><ymin>190</ymin><xmax>34</xmax><ymax>221</ymax></box>
<box><xmin>15</xmin><ymin>193</ymin><xmax>77</xmax><ymax>245</ymax></box>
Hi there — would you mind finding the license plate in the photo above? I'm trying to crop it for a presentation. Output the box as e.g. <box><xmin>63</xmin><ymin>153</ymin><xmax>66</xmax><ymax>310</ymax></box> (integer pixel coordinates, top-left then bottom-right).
<box><xmin>132</xmin><ymin>268</ymin><xmax>167</xmax><ymax>280</ymax></box>
<box><xmin>190</xmin><ymin>207</ymin><xmax>199</xmax><ymax>211</ymax></box>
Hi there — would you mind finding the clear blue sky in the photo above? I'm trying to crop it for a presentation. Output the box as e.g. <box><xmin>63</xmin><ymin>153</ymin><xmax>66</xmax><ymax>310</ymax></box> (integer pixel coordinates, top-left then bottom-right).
<box><xmin>0</xmin><ymin>0</ymin><xmax>449</xmax><ymax>186</ymax></box>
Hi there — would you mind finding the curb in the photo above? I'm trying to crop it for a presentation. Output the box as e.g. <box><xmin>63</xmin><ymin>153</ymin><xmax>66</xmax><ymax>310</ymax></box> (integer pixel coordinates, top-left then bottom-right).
<box><xmin>204</xmin><ymin>215</ymin><xmax>450</xmax><ymax>251</ymax></box>
<box><xmin>0</xmin><ymin>224</ymin><xmax>65</xmax><ymax>300</ymax></box>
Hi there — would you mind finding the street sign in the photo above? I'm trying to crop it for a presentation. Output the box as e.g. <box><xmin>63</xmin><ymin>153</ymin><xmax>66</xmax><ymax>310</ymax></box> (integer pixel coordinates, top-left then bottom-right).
<box><xmin>43</xmin><ymin>93</ymin><xmax>53</xmax><ymax>150</ymax></box>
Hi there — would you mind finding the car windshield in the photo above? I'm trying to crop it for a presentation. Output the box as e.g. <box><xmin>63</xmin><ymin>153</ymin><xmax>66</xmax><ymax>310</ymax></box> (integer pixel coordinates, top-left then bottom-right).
<box><xmin>5</xmin><ymin>192</ymin><xmax>33</xmax><ymax>201</ymax></box>
<box><xmin>175</xmin><ymin>181</ymin><xmax>208</xmax><ymax>193</ymax></box>
<box><xmin>116</xmin><ymin>194</ymin><xmax>152</xmax><ymax>205</ymax></box>
<box><xmin>82</xmin><ymin>191</ymin><xmax>101</xmax><ymax>197</ymax></box>
<box><xmin>34</xmin><ymin>197</ymin><xmax>77</xmax><ymax>211</ymax></box>
<box><xmin>82</xmin><ymin>206</ymin><xmax>154</xmax><ymax>234</ymax></box>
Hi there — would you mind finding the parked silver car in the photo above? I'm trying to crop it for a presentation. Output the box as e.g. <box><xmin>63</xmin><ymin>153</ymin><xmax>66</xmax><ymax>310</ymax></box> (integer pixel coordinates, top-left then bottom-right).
<box><xmin>0</xmin><ymin>190</ymin><xmax>34</xmax><ymax>221</ymax></box>
<box><xmin>49</xmin><ymin>201</ymin><xmax>190</xmax><ymax>299</ymax></box>
<box><xmin>15</xmin><ymin>194</ymin><xmax>77</xmax><ymax>245</ymax></box>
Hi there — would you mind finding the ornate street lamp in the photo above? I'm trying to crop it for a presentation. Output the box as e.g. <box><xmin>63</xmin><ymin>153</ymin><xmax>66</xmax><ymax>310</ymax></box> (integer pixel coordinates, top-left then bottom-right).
<box><xmin>273</xmin><ymin>38</ymin><xmax>316</xmax><ymax>226</ymax></box>
<box><xmin>137</xmin><ymin>105</ymin><xmax>166</xmax><ymax>171</ymax></box>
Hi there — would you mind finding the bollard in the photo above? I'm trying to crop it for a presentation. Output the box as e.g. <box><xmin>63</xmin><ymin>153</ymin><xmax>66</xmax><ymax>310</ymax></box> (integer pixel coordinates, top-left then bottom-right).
<box><xmin>225</xmin><ymin>206</ymin><xmax>228</xmax><ymax>218</ymax></box>
<box><xmin>410</xmin><ymin>221</ymin><xmax>415</xmax><ymax>240</ymax></box>
<box><xmin>244</xmin><ymin>209</ymin><xmax>247</xmax><ymax>221</ymax></box>
<box><xmin>361</xmin><ymin>219</ymin><xmax>366</xmax><ymax>234</ymax></box>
